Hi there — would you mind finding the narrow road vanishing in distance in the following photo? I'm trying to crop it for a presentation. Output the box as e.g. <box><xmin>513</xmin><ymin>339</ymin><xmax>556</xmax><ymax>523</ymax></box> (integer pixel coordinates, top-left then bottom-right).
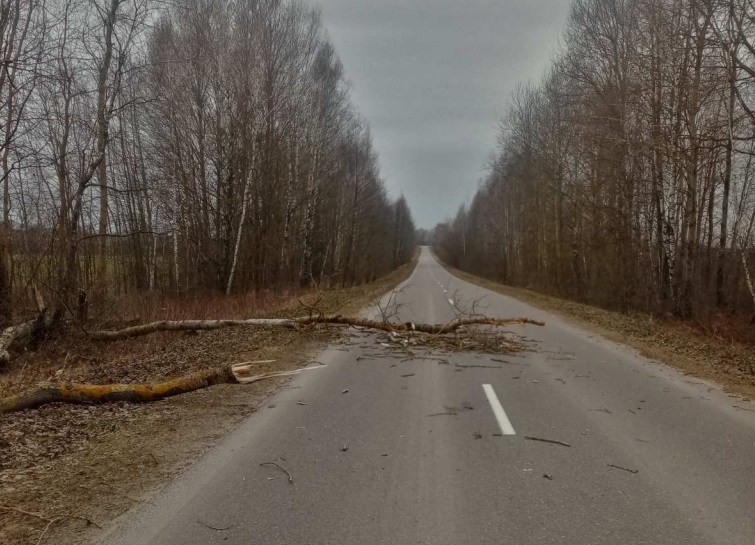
<box><xmin>102</xmin><ymin>248</ymin><xmax>755</xmax><ymax>545</ymax></box>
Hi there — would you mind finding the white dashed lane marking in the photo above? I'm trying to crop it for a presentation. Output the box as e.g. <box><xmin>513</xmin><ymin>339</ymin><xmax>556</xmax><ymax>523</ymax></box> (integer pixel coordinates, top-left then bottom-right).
<box><xmin>482</xmin><ymin>384</ymin><xmax>516</xmax><ymax>436</ymax></box>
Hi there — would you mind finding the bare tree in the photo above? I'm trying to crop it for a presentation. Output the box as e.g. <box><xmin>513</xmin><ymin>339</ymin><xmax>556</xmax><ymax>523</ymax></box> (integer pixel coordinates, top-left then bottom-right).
<box><xmin>436</xmin><ymin>0</ymin><xmax>755</xmax><ymax>322</ymax></box>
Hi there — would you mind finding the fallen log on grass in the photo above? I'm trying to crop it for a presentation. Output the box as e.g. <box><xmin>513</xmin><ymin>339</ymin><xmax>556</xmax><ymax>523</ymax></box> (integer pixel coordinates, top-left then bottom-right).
<box><xmin>0</xmin><ymin>363</ymin><xmax>324</xmax><ymax>414</ymax></box>
<box><xmin>89</xmin><ymin>316</ymin><xmax>545</xmax><ymax>341</ymax></box>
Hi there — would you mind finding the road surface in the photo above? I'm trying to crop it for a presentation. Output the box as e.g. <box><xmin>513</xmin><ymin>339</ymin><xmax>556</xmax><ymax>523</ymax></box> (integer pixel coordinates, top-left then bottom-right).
<box><xmin>102</xmin><ymin>248</ymin><xmax>755</xmax><ymax>545</ymax></box>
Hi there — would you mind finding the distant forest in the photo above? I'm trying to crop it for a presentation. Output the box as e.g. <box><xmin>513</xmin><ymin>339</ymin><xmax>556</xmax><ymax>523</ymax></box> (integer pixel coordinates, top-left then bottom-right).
<box><xmin>436</xmin><ymin>0</ymin><xmax>755</xmax><ymax>320</ymax></box>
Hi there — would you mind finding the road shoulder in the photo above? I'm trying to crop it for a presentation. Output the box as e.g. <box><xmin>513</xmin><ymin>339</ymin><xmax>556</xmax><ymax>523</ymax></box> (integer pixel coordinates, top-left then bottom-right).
<box><xmin>433</xmin><ymin>255</ymin><xmax>755</xmax><ymax>401</ymax></box>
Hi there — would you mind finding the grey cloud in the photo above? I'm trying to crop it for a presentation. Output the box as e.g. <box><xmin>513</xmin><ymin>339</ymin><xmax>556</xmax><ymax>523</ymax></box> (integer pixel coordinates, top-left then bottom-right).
<box><xmin>316</xmin><ymin>0</ymin><xmax>572</xmax><ymax>227</ymax></box>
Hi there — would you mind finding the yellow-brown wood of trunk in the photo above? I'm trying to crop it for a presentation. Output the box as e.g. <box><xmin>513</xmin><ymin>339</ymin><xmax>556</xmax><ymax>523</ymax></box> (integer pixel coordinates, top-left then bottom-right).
<box><xmin>0</xmin><ymin>367</ymin><xmax>233</xmax><ymax>413</ymax></box>
<box><xmin>0</xmin><ymin>364</ymin><xmax>320</xmax><ymax>413</ymax></box>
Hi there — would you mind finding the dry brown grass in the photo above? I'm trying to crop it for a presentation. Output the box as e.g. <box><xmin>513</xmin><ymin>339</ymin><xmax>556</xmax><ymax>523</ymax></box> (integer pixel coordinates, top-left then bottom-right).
<box><xmin>0</xmin><ymin>250</ymin><xmax>420</xmax><ymax>397</ymax></box>
<box><xmin>120</xmin><ymin>256</ymin><xmax>418</xmax><ymax>324</ymax></box>
<box><xmin>436</xmin><ymin>259</ymin><xmax>755</xmax><ymax>401</ymax></box>
<box><xmin>106</xmin><ymin>289</ymin><xmax>307</xmax><ymax>323</ymax></box>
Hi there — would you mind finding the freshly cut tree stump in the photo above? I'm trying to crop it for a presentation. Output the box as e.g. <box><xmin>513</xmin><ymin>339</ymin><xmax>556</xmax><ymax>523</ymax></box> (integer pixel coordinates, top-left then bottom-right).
<box><xmin>0</xmin><ymin>314</ymin><xmax>49</xmax><ymax>364</ymax></box>
<box><xmin>0</xmin><ymin>289</ymin><xmax>50</xmax><ymax>363</ymax></box>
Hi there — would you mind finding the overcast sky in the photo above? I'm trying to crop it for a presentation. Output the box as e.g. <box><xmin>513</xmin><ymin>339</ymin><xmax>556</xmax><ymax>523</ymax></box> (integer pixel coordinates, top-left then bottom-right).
<box><xmin>315</xmin><ymin>0</ymin><xmax>572</xmax><ymax>228</ymax></box>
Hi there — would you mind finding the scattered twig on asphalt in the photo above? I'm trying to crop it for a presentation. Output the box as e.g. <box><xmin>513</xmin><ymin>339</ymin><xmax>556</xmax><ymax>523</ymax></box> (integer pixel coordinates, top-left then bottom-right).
<box><xmin>414</xmin><ymin>356</ymin><xmax>451</xmax><ymax>363</ymax></box>
<box><xmin>260</xmin><ymin>462</ymin><xmax>294</xmax><ymax>483</ymax></box>
<box><xmin>401</xmin><ymin>373</ymin><xmax>415</xmax><ymax>378</ymax></box>
<box><xmin>524</xmin><ymin>436</ymin><xmax>572</xmax><ymax>447</ymax></box>
<box><xmin>197</xmin><ymin>519</ymin><xmax>234</xmax><ymax>531</ymax></box>
<box><xmin>589</xmin><ymin>407</ymin><xmax>612</xmax><ymax>414</ymax></box>
<box><xmin>426</xmin><ymin>402</ymin><xmax>473</xmax><ymax>417</ymax></box>
<box><xmin>454</xmin><ymin>363</ymin><xmax>502</xmax><ymax>369</ymax></box>
<box><xmin>542</xmin><ymin>473</ymin><xmax>553</xmax><ymax>480</ymax></box>
<box><xmin>607</xmin><ymin>463</ymin><xmax>639</xmax><ymax>474</ymax></box>
<box><xmin>733</xmin><ymin>405</ymin><xmax>755</xmax><ymax>412</ymax></box>
<box><xmin>296</xmin><ymin>401</ymin><xmax>307</xmax><ymax>406</ymax></box>
<box><xmin>426</xmin><ymin>411</ymin><xmax>457</xmax><ymax>417</ymax></box>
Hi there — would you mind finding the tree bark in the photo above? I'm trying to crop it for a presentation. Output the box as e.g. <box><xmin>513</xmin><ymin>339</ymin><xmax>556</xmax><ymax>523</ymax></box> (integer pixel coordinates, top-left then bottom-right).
<box><xmin>0</xmin><ymin>364</ymin><xmax>324</xmax><ymax>413</ymax></box>
<box><xmin>742</xmin><ymin>251</ymin><xmax>755</xmax><ymax>313</ymax></box>
<box><xmin>0</xmin><ymin>312</ymin><xmax>48</xmax><ymax>363</ymax></box>
<box><xmin>226</xmin><ymin>173</ymin><xmax>250</xmax><ymax>295</ymax></box>
<box><xmin>88</xmin><ymin>315</ymin><xmax>545</xmax><ymax>341</ymax></box>
<box><xmin>717</xmin><ymin>43</ymin><xmax>736</xmax><ymax>307</ymax></box>
<box><xmin>96</xmin><ymin>0</ymin><xmax>122</xmax><ymax>293</ymax></box>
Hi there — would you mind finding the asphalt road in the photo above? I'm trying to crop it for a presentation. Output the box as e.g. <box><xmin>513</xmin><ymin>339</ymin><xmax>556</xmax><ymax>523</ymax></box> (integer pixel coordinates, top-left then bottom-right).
<box><xmin>102</xmin><ymin>247</ymin><xmax>755</xmax><ymax>545</ymax></box>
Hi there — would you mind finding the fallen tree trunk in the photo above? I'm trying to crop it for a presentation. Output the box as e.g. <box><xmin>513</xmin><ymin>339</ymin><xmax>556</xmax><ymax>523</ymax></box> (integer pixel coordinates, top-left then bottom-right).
<box><xmin>1</xmin><ymin>368</ymin><xmax>232</xmax><ymax>413</ymax></box>
<box><xmin>0</xmin><ymin>314</ymin><xmax>544</xmax><ymax>367</ymax></box>
<box><xmin>0</xmin><ymin>363</ymin><xmax>324</xmax><ymax>414</ymax></box>
<box><xmin>89</xmin><ymin>319</ymin><xmax>292</xmax><ymax>340</ymax></box>
<box><xmin>306</xmin><ymin>316</ymin><xmax>545</xmax><ymax>334</ymax></box>
<box><xmin>89</xmin><ymin>316</ymin><xmax>544</xmax><ymax>341</ymax></box>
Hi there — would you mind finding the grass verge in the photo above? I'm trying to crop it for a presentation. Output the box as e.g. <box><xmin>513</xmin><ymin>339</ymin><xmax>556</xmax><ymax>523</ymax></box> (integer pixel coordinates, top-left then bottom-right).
<box><xmin>435</xmin><ymin>258</ymin><xmax>755</xmax><ymax>401</ymax></box>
